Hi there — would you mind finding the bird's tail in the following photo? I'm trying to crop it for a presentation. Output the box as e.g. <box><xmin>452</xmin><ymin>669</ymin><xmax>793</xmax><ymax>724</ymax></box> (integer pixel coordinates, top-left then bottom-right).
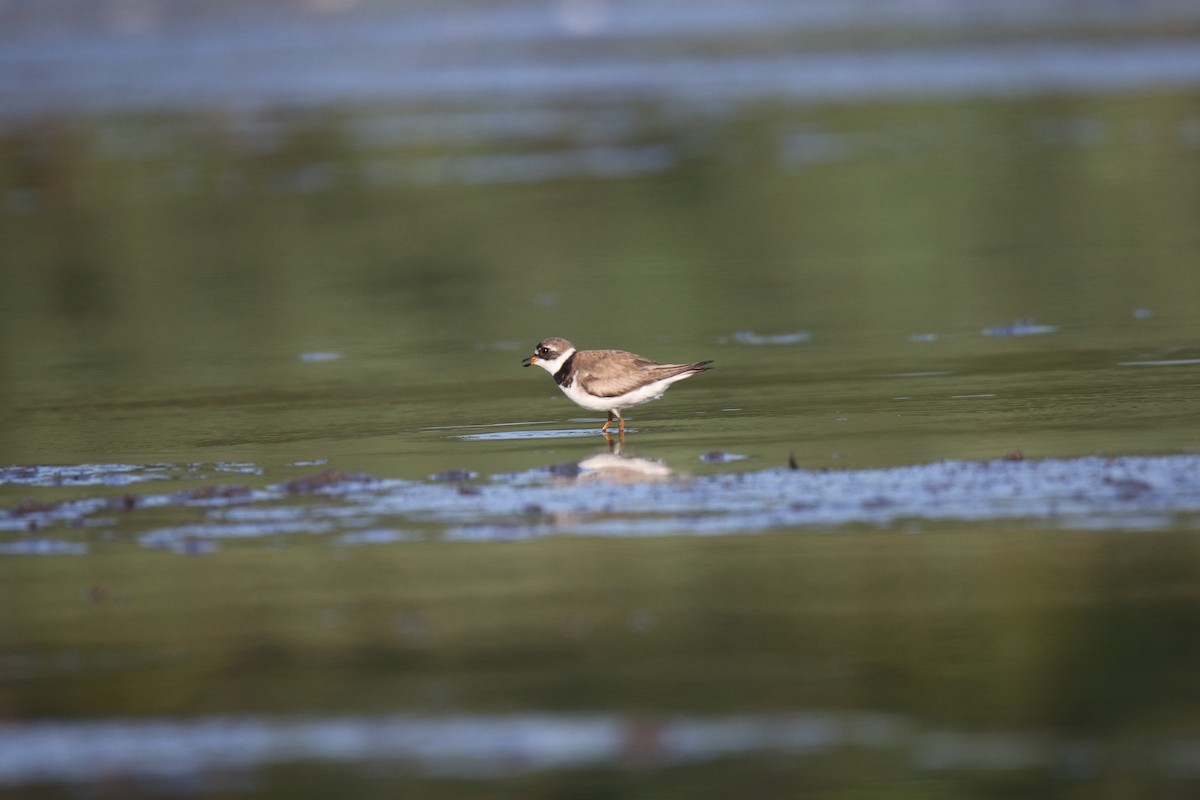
<box><xmin>660</xmin><ymin>360</ymin><xmax>713</xmax><ymax>379</ymax></box>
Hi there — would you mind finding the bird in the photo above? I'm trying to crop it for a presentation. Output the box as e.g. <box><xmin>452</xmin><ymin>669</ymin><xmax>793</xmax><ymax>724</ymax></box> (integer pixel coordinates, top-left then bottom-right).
<box><xmin>522</xmin><ymin>337</ymin><xmax>712</xmax><ymax>434</ymax></box>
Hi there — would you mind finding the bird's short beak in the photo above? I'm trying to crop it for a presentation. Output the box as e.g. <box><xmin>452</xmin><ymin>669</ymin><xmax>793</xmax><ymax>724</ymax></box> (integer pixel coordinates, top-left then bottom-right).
<box><xmin>522</xmin><ymin>356</ymin><xmax>536</xmax><ymax>367</ymax></box>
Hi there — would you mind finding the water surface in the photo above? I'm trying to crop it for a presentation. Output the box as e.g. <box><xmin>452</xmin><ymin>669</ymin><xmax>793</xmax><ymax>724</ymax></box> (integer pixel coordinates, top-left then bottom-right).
<box><xmin>3</xmin><ymin>1</ymin><xmax>1200</xmax><ymax>797</ymax></box>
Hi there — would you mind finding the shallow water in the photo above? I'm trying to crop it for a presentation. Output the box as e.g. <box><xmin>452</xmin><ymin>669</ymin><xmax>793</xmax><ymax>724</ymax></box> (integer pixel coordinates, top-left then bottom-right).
<box><xmin>3</xmin><ymin>1</ymin><xmax>1200</xmax><ymax>797</ymax></box>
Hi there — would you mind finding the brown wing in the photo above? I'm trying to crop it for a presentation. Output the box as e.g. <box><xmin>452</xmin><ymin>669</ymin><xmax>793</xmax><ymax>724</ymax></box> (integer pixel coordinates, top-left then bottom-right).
<box><xmin>575</xmin><ymin>350</ymin><xmax>712</xmax><ymax>398</ymax></box>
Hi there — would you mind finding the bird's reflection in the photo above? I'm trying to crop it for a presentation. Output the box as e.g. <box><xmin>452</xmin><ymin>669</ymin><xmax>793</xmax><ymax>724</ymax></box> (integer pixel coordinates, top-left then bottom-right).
<box><xmin>575</xmin><ymin>433</ymin><xmax>673</xmax><ymax>482</ymax></box>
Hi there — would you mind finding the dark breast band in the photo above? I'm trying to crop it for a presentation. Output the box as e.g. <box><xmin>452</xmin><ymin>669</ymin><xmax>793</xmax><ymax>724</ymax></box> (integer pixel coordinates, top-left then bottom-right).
<box><xmin>553</xmin><ymin>353</ymin><xmax>576</xmax><ymax>388</ymax></box>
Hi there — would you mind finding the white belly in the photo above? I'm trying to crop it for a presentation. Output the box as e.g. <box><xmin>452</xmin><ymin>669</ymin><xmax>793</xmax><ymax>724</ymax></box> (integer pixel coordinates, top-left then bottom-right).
<box><xmin>558</xmin><ymin>374</ymin><xmax>686</xmax><ymax>412</ymax></box>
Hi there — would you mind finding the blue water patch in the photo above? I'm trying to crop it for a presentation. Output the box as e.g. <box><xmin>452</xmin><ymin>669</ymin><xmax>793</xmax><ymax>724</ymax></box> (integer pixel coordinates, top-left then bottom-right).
<box><xmin>0</xmin><ymin>538</ymin><xmax>87</xmax><ymax>556</ymax></box>
<box><xmin>456</xmin><ymin>428</ymin><xmax>604</xmax><ymax>441</ymax></box>
<box><xmin>4</xmin><ymin>2</ymin><xmax>1200</xmax><ymax>117</ymax></box>
<box><xmin>0</xmin><ymin>464</ymin><xmax>173</xmax><ymax>488</ymax></box>
<box><xmin>726</xmin><ymin>330</ymin><xmax>812</xmax><ymax>346</ymax></box>
<box><xmin>0</xmin><ymin>709</ymin><xmax>1197</xmax><ymax>788</ymax></box>
<box><xmin>5</xmin><ymin>455</ymin><xmax>1200</xmax><ymax>552</ymax></box>
<box><xmin>1119</xmin><ymin>359</ymin><xmax>1200</xmax><ymax>367</ymax></box>
<box><xmin>982</xmin><ymin>319</ymin><xmax>1059</xmax><ymax>337</ymax></box>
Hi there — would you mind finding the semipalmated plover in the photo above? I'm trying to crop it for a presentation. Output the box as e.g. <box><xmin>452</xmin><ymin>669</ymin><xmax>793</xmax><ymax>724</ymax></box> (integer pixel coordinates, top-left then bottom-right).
<box><xmin>522</xmin><ymin>337</ymin><xmax>712</xmax><ymax>433</ymax></box>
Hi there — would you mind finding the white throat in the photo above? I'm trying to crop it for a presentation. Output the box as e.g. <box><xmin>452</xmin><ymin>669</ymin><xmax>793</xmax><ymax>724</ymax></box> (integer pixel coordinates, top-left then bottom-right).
<box><xmin>534</xmin><ymin>347</ymin><xmax>576</xmax><ymax>376</ymax></box>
